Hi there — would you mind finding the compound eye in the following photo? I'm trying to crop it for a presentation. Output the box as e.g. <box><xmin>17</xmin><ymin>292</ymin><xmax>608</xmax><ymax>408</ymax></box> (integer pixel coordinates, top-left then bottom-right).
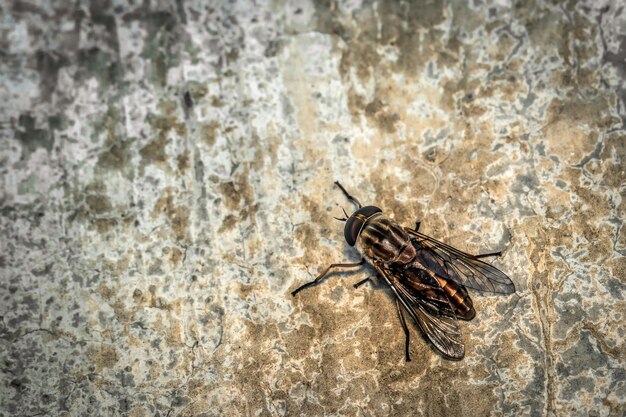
<box><xmin>344</xmin><ymin>216</ymin><xmax>364</xmax><ymax>246</ymax></box>
<box><xmin>357</xmin><ymin>206</ymin><xmax>382</xmax><ymax>218</ymax></box>
<box><xmin>343</xmin><ymin>206</ymin><xmax>382</xmax><ymax>246</ymax></box>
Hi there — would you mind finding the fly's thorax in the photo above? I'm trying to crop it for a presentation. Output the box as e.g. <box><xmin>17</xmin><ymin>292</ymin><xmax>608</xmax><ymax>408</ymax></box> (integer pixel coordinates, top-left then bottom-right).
<box><xmin>355</xmin><ymin>216</ymin><xmax>413</xmax><ymax>263</ymax></box>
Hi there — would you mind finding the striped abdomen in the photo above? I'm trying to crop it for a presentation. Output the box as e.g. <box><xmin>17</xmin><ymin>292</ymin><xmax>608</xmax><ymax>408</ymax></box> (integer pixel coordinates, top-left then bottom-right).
<box><xmin>357</xmin><ymin>215</ymin><xmax>476</xmax><ymax>321</ymax></box>
<box><xmin>433</xmin><ymin>276</ymin><xmax>475</xmax><ymax>320</ymax></box>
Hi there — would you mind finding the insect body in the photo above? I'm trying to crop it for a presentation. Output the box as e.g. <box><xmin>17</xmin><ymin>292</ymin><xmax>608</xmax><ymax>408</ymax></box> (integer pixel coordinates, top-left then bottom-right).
<box><xmin>292</xmin><ymin>182</ymin><xmax>516</xmax><ymax>361</ymax></box>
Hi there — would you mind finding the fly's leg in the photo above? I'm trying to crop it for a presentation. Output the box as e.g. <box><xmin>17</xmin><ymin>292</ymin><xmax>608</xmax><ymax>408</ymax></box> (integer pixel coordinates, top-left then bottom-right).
<box><xmin>353</xmin><ymin>276</ymin><xmax>374</xmax><ymax>289</ymax></box>
<box><xmin>292</xmin><ymin>259</ymin><xmax>365</xmax><ymax>296</ymax></box>
<box><xmin>334</xmin><ymin>181</ymin><xmax>362</xmax><ymax>208</ymax></box>
<box><xmin>396</xmin><ymin>298</ymin><xmax>411</xmax><ymax>362</ymax></box>
<box><xmin>474</xmin><ymin>251</ymin><xmax>502</xmax><ymax>259</ymax></box>
<box><xmin>414</xmin><ymin>221</ymin><xmax>421</xmax><ymax>232</ymax></box>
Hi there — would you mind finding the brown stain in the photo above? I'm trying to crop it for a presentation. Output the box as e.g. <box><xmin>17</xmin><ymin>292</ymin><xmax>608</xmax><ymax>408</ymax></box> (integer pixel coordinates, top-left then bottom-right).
<box><xmin>217</xmin><ymin>182</ymin><xmax>240</xmax><ymax>211</ymax></box>
<box><xmin>139</xmin><ymin>132</ymin><xmax>168</xmax><ymax>168</ymax></box>
<box><xmin>246</xmin><ymin>235</ymin><xmax>261</xmax><ymax>261</ymax></box>
<box><xmin>235</xmin><ymin>282</ymin><xmax>255</xmax><ymax>299</ymax></box>
<box><xmin>98</xmin><ymin>281</ymin><xmax>135</xmax><ymax>324</ymax></box>
<box><xmin>165</xmin><ymin>314</ymin><xmax>183</xmax><ymax>347</ymax></box>
<box><xmin>400</xmin><ymin>156</ymin><xmax>438</xmax><ymax>199</ymax></box>
<box><xmin>542</xmin><ymin>183</ymin><xmax>573</xmax><ymax>221</ymax></box>
<box><xmin>330</xmin><ymin>1</ymin><xmax>447</xmax><ymax>80</ymax></box>
<box><xmin>553</xmin><ymin>166</ymin><xmax>614</xmax><ymax>264</ymax></box>
<box><xmin>215</xmin><ymin>167</ymin><xmax>259</xmax><ymax>234</ymax></box>
<box><xmin>221</xmin><ymin>252</ymin><xmax>236</xmax><ymax>265</ymax></box>
<box><xmin>185</xmin><ymin>81</ymin><xmax>208</xmax><ymax>102</ymax></box>
<box><xmin>111</xmin><ymin>298</ymin><xmax>133</xmax><ymax>323</ymax></box>
<box><xmin>66</xmin><ymin>180</ymin><xmax>121</xmax><ymax>234</ymax></box>
<box><xmin>90</xmin><ymin>218</ymin><xmax>115</xmax><ymax>234</ymax></box>
<box><xmin>581</xmin><ymin>323</ymin><xmax>626</xmax><ymax>361</ymax></box>
<box><xmin>210</xmin><ymin>96</ymin><xmax>224</xmax><ymax>107</ymax></box>
<box><xmin>223</xmin><ymin>322</ymin><xmax>287</xmax><ymax>414</ymax></box>
<box><xmin>422</xmin><ymin>374</ymin><xmax>499</xmax><ymax>417</ymax></box>
<box><xmin>93</xmin><ymin>106</ymin><xmax>133</xmax><ymax>174</ymax></box>
<box><xmin>544</xmin><ymin>126</ymin><xmax>596</xmax><ymax>167</ymax></box>
<box><xmin>316</xmin><ymin>1</ymin><xmax>482</xmax><ymax>140</ymax></box>
<box><xmin>284</xmin><ymin>284</ymin><xmax>507</xmax><ymax>416</ymax></box>
<box><xmin>97</xmin><ymin>136</ymin><xmax>132</xmax><ymax>173</ymax></box>
<box><xmin>368</xmin><ymin>174</ymin><xmax>413</xmax><ymax>224</ymax></box>
<box><xmin>87</xmin><ymin>345</ymin><xmax>118</xmax><ymax>372</ymax></box>
<box><xmin>603</xmin><ymin>394</ymin><xmax>625</xmax><ymax>417</ymax></box>
<box><xmin>140</xmin><ymin>100</ymin><xmax>187</xmax><ymax>172</ymax></box>
<box><xmin>544</xmin><ymin>95</ymin><xmax>614</xmax><ymax>133</ymax></box>
<box><xmin>86</xmin><ymin>194</ymin><xmax>112</xmax><ymax>215</ymax></box>
<box><xmin>146</xmin><ymin>285</ymin><xmax>171</xmax><ymax>311</ymax></box>
<box><xmin>596</xmin><ymin>133</ymin><xmax>626</xmax><ymax>189</ymax></box>
<box><xmin>97</xmin><ymin>282</ymin><xmax>115</xmax><ymax>301</ymax></box>
<box><xmin>291</xmin><ymin>2</ymin><xmax>444</xmax><ymax>141</ymax></box>
<box><xmin>525</xmin><ymin>5</ymin><xmax>599</xmax><ymax>86</ymax></box>
<box><xmin>575</xmin><ymin>222</ymin><xmax>613</xmax><ymax>264</ymax></box>
<box><xmin>177</xmin><ymin>151</ymin><xmax>190</xmax><ymax>173</ymax></box>
<box><xmin>281</xmin><ymin>41</ymin><xmax>320</xmax><ymax>137</ymax></box>
<box><xmin>475</xmin><ymin>69</ymin><xmax>525</xmax><ymax>105</ymax></box>
<box><xmin>218</xmin><ymin>214</ymin><xmax>238</xmax><ymax>232</ymax></box>
<box><xmin>266</xmin><ymin>125</ymin><xmax>280</xmax><ymax>165</ymax></box>
<box><xmin>128</xmin><ymin>406</ymin><xmax>150</xmax><ymax>417</ymax></box>
<box><xmin>202</xmin><ymin>121</ymin><xmax>221</xmax><ymax>146</ymax></box>
<box><xmin>234</xmin><ymin>297</ymin><xmax>388</xmax><ymax>415</ymax></box>
<box><xmin>299</xmin><ymin>194</ymin><xmax>331</xmax><ymax>226</ymax></box>
<box><xmin>168</xmin><ymin>246</ymin><xmax>183</xmax><ymax>266</ymax></box>
<box><xmin>132</xmin><ymin>288</ymin><xmax>143</xmax><ymax>303</ymax></box>
<box><xmin>217</xmin><ymin>167</ymin><xmax>254</xmax><ymax>211</ymax></box>
<box><xmin>344</xmin><ymin>87</ymin><xmax>366</xmax><ymax>126</ymax></box>
<box><xmin>305</xmin><ymin>2</ymin><xmax>512</xmax><ymax>147</ymax></box>
<box><xmin>291</xmin><ymin>194</ymin><xmax>337</xmax><ymax>266</ymax></box>
<box><xmin>151</xmin><ymin>186</ymin><xmax>190</xmax><ymax>243</ymax></box>
<box><xmin>364</xmin><ymin>98</ymin><xmax>399</xmax><ymax>133</ymax></box>
<box><xmin>293</xmin><ymin>223</ymin><xmax>321</xmax><ymax>265</ymax></box>
<box><xmin>364</xmin><ymin>343</ymin><xmax>499</xmax><ymax>414</ymax></box>
<box><xmin>105</xmin><ymin>254</ymin><xmax>131</xmax><ymax>277</ymax></box>
<box><xmin>437</xmin><ymin>130</ymin><xmax>504</xmax><ymax>185</ymax></box>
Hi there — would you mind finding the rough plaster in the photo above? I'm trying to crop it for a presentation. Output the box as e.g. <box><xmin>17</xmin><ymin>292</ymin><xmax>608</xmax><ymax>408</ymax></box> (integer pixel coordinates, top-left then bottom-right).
<box><xmin>1</xmin><ymin>0</ymin><xmax>625</xmax><ymax>416</ymax></box>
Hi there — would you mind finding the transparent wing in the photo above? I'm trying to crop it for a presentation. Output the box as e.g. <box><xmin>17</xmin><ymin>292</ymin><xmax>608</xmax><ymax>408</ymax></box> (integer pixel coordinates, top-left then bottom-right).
<box><xmin>389</xmin><ymin>264</ymin><xmax>457</xmax><ymax>318</ymax></box>
<box><xmin>373</xmin><ymin>261</ymin><xmax>465</xmax><ymax>360</ymax></box>
<box><xmin>406</xmin><ymin>228</ymin><xmax>516</xmax><ymax>294</ymax></box>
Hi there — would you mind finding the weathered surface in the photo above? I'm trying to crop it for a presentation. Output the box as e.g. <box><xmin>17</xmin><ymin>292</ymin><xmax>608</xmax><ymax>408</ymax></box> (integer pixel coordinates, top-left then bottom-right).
<box><xmin>1</xmin><ymin>1</ymin><xmax>624</xmax><ymax>416</ymax></box>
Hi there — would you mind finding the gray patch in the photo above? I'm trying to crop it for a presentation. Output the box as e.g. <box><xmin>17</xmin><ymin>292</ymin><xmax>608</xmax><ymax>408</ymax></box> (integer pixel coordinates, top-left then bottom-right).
<box><xmin>15</xmin><ymin>114</ymin><xmax>54</xmax><ymax>159</ymax></box>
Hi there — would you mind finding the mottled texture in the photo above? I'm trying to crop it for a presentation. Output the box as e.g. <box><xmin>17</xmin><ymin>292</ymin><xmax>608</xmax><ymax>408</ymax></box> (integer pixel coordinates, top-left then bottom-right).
<box><xmin>1</xmin><ymin>0</ymin><xmax>625</xmax><ymax>416</ymax></box>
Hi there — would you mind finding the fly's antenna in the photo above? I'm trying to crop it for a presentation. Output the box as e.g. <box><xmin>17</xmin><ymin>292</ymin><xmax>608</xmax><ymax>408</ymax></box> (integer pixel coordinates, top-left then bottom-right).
<box><xmin>333</xmin><ymin>206</ymin><xmax>349</xmax><ymax>222</ymax></box>
<box><xmin>334</xmin><ymin>181</ymin><xmax>362</xmax><ymax>208</ymax></box>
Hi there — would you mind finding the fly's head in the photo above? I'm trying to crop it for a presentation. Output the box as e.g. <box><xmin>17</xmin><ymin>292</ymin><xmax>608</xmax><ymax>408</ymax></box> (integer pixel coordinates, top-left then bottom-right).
<box><xmin>344</xmin><ymin>206</ymin><xmax>382</xmax><ymax>246</ymax></box>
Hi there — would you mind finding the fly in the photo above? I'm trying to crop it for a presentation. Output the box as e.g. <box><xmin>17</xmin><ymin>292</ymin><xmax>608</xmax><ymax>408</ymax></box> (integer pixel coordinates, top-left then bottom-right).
<box><xmin>292</xmin><ymin>182</ymin><xmax>516</xmax><ymax>361</ymax></box>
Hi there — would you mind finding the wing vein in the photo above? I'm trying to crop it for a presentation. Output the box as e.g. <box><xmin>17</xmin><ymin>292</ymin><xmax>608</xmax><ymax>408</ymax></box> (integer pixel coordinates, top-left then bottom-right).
<box><xmin>374</xmin><ymin>261</ymin><xmax>465</xmax><ymax>360</ymax></box>
<box><xmin>407</xmin><ymin>228</ymin><xmax>515</xmax><ymax>294</ymax></box>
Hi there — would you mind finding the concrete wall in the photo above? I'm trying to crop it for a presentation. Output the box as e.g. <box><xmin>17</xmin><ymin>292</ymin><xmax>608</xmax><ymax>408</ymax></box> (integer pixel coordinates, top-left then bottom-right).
<box><xmin>1</xmin><ymin>1</ymin><xmax>624</xmax><ymax>416</ymax></box>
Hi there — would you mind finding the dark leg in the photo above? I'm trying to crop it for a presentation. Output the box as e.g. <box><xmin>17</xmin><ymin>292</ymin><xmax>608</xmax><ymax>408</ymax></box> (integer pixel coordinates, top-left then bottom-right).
<box><xmin>396</xmin><ymin>298</ymin><xmax>411</xmax><ymax>362</ymax></box>
<box><xmin>334</xmin><ymin>181</ymin><xmax>362</xmax><ymax>208</ymax></box>
<box><xmin>474</xmin><ymin>251</ymin><xmax>502</xmax><ymax>259</ymax></box>
<box><xmin>353</xmin><ymin>276</ymin><xmax>373</xmax><ymax>289</ymax></box>
<box><xmin>414</xmin><ymin>221</ymin><xmax>421</xmax><ymax>232</ymax></box>
<box><xmin>292</xmin><ymin>259</ymin><xmax>365</xmax><ymax>296</ymax></box>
